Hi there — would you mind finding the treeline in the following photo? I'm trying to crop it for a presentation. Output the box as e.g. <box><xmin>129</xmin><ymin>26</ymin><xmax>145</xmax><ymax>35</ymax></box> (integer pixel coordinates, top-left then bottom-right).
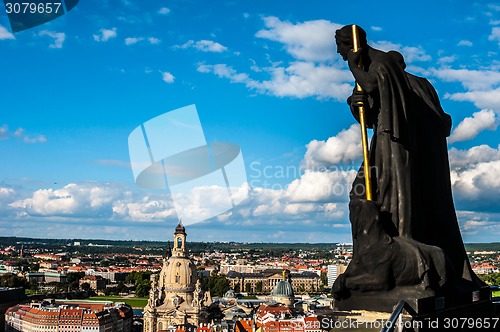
<box><xmin>0</xmin><ymin>236</ymin><xmax>342</xmax><ymax>255</ymax></box>
<box><xmin>477</xmin><ymin>272</ymin><xmax>500</xmax><ymax>286</ymax></box>
<box><xmin>2</xmin><ymin>236</ymin><xmax>500</xmax><ymax>256</ymax></box>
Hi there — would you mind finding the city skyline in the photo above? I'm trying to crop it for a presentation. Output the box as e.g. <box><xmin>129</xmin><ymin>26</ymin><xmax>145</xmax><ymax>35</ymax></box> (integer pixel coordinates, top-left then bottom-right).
<box><xmin>0</xmin><ymin>1</ymin><xmax>499</xmax><ymax>243</ymax></box>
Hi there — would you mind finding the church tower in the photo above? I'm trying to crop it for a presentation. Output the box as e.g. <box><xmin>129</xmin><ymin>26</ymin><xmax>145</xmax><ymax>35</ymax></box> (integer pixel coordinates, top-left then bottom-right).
<box><xmin>173</xmin><ymin>221</ymin><xmax>187</xmax><ymax>257</ymax></box>
<box><xmin>143</xmin><ymin>221</ymin><xmax>211</xmax><ymax>332</ymax></box>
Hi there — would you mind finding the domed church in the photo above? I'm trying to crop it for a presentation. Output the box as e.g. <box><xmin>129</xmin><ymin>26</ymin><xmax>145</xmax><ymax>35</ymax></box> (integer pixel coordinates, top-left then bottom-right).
<box><xmin>269</xmin><ymin>270</ymin><xmax>295</xmax><ymax>308</ymax></box>
<box><xmin>143</xmin><ymin>221</ymin><xmax>211</xmax><ymax>332</ymax></box>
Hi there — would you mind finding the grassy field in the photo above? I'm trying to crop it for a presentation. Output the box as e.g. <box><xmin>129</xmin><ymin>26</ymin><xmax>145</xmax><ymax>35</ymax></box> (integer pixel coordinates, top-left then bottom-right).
<box><xmin>87</xmin><ymin>296</ymin><xmax>148</xmax><ymax>308</ymax></box>
<box><xmin>493</xmin><ymin>291</ymin><xmax>500</xmax><ymax>297</ymax></box>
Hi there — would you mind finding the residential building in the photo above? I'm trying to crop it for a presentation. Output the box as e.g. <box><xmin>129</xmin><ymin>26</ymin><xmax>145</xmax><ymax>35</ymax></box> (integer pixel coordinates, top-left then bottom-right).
<box><xmin>0</xmin><ymin>288</ymin><xmax>27</xmax><ymax>332</ymax></box>
<box><xmin>4</xmin><ymin>300</ymin><xmax>132</xmax><ymax>332</ymax></box>
<box><xmin>327</xmin><ymin>264</ymin><xmax>347</xmax><ymax>288</ymax></box>
<box><xmin>79</xmin><ymin>275</ymin><xmax>107</xmax><ymax>291</ymax></box>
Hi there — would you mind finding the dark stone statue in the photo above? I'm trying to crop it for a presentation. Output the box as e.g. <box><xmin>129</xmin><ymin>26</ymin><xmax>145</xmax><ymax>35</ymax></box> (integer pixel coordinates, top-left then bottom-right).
<box><xmin>332</xmin><ymin>25</ymin><xmax>484</xmax><ymax>308</ymax></box>
<box><xmin>333</xmin><ymin>200</ymin><xmax>448</xmax><ymax>297</ymax></box>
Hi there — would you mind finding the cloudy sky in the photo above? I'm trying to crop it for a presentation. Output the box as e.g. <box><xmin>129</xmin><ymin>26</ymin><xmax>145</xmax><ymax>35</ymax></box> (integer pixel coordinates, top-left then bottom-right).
<box><xmin>0</xmin><ymin>0</ymin><xmax>499</xmax><ymax>243</ymax></box>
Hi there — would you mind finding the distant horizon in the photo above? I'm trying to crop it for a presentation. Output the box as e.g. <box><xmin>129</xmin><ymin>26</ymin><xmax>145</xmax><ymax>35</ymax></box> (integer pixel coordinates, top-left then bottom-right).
<box><xmin>1</xmin><ymin>235</ymin><xmax>499</xmax><ymax>246</ymax></box>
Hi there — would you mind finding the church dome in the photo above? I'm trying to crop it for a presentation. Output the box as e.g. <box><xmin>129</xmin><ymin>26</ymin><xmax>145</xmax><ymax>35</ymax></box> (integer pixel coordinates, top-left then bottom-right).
<box><xmin>271</xmin><ymin>280</ymin><xmax>294</xmax><ymax>298</ymax></box>
<box><xmin>159</xmin><ymin>256</ymin><xmax>197</xmax><ymax>292</ymax></box>
<box><xmin>223</xmin><ymin>289</ymin><xmax>236</xmax><ymax>299</ymax></box>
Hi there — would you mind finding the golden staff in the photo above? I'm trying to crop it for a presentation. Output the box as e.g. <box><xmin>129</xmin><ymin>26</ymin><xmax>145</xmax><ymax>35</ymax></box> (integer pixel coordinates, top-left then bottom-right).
<box><xmin>352</xmin><ymin>24</ymin><xmax>372</xmax><ymax>201</ymax></box>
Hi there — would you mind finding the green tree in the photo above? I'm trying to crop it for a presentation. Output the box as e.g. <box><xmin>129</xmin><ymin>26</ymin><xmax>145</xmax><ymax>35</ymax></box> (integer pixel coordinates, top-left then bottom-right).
<box><xmin>135</xmin><ymin>281</ymin><xmax>151</xmax><ymax>297</ymax></box>
<box><xmin>29</xmin><ymin>263</ymin><xmax>40</xmax><ymax>272</ymax></box>
<box><xmin>125</xmin><ymin>271</ymin><xmax>152</xmax><ymax>286</ymax></box>
<box><xmin>255</xmin><ymin>281</ymin><xmax>263</xmax><ymax>293</ymax></box>
<box><xmin>207</xmin><ymin>272</ymin><xmax>230</xmax><ymax>297</ymax></box>
<box><xmin>100</xmin><ymin>260</ymin><xmax>110</xmax><ymax>267</ymax></box>
<box><xmin>68</xmin><ymin>281</ymin><xmax>79</xmax><ymax>290</ymax></box>
<box><xmin>320</xmin><ymin>272</ymin><xmax>328</xmax><ymax>286</ymax></box>
<box><xmin>66</xmin><ymin>272</ymin><xmax>85</xmax><ymax>283</ymax></box>
<box><xmin>80</xmin><ymin>282</ymin><xmax>91</xmax><ymax>291</ymax></box>
<box><xmin>478</xmin><ymin>273</ymin><xmax>500</xmax><ymax>286</ymax></box>
<box><xmin>245</xmin><ymin>283</ymin><xmax>251</xmax><ymax>293</ymax></box>
<box><xmin>0</xmin><ymin>274</ymin><xmax>28</xmax><ymax>288</ymax></box>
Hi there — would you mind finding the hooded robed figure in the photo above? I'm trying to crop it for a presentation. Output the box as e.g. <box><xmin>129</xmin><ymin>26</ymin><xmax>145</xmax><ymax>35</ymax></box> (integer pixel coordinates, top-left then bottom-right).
<box><xmin>334</xmin><ymin>25</ymin><xmax>481</xmax><ymax>289</ymax></box>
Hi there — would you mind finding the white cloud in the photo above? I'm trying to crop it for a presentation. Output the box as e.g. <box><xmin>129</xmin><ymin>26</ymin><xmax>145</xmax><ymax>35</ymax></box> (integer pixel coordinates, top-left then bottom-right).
<box><xmin>125</xmin><ymin>37</ymin><xmax>160</xmax><ymax>45</ymax></box>
<box><xmin>448</xmin><ymin>144</ymin><xmax>500</xmax><ymax>212</ymax></box>
<box><xmin>125</xmin><ymin>37</ymin><xmax>143</xmax><ymax>45</ymax></box>
<box><xmin>197</xmin><ymin>63</ymin><xmax>253</xmax><ymax>83</ymax></box>
<box><xmin>176</xmin><ymin>39</ymin><xmax>227</xmax><ymax>52</ymax></box>
<box><xmin>438</xmin><ymin>56</ymin><xmax>456</xmax><ymax>64</ymax></box>
<box><xmin>39</xmin><ymin>30</ymin><xmax>65</xmax><ymax>48</ymax></box>
<box><xmin>432</xmin><ymin>68</ymin><xmax>500</xmax><ymax>91</ymax></box>
<box><xmin>457</xmin><ymin>40</ymin><xmax>473</xmax><ymax>47</ymax></box>
<box><xmin>10</xmin><ymin>183</ymin><xmax>121</xmax><ymax>218</ymax></box>
<box><xmin>23</xmin><ymin>135</ymin><xmax>47</xmax><ymax>144</ymax></box>
<box><xmin>451</xmin><ymin>160</ymin><xmax>500</xmax><ymax>209</ymax></box>
<box><xmin>93</xmin><ymin>28</ymin><xmax>117</xmax><ymax>42</ymax></box>
<box><xmin>197</xmin><ymin>62</ymin><xmax>352</xmax><ymax>101</ymax></box>
<box><xmin>0</xmin><ymin>188</ymin><xmax>15</xmax><ymax>200</ymax></box>
<box><xmin>256</xmin><ymin>16</ymin><xmax>341</xmax><ymax>63</ymax></box>
<box><xmin>488</xmin><ymin>27</ymin><xmax>500</xmax><ymax>46</ymax></box>
<box><xmin>161</xmin><ymin>71</ymin><xmax>175</xmax><ymax>83</ymax></box>
<box><xmin>258</xmin><ymin>62</ymin><xmax>352</xmax><ymax>100</ymax></box>
<box><xmin>8</xmin><ymin>182</ymin><xmax>178</xmax><ymax>222</ymax></box>
<box><xmin>455</xmin><ymin>211</ymin><xmax>500</xmax><ymax>242</ymax></box>
<box><xmin>9</xmin><ymin>126</ymin><xmax>47</xmax><ymax>144</ymax></box>
<box><xmin>371</xmin><ymin>40</ymin><xmax>431</xmax><ymax>63</ymax></box>
<box><xmin>447</xmin><ymin>87</ymin><xmax>500</xmax><ymax>111</ymax></box>
<box><xmin>286</xmin><ymin>169</ymin><xmax>356</xmax><ymax>203</ymax></box>
<box><xmin>449</xmin><ymin>144</ymin><xmax>500</xmax><ymax>169</ymax></box>
<box><xmin>247</xmin><ymin>181</ymin><xmax>348</xmax><ymax>222</ymax></box>
<box><xmin>0</xmin><ymin>25</ymin><xmax>15</xmax><ymax>40</ymax></box>
<box><xmin>172</xmin><ymin>184</ymin><xmax>249</xmax><ymax>224</ymax></box>
<box><xmin>148</xmin><ymin>37</ymin><xmax>161</xmax><ymax>45</ymax></box>
<box><xmin>158</xmin><ymin>7</ymin><xmax>170</xmax><ymax>15</ymax></box>
<box><xmin>0</xmin><ymin>125</ymin><xmax>8</xmax><ymax>139</ymax></box>
<box><xmin>114</xmin><ymin>198</ymin><xmax>176</xmax><ymax>221</ymax></box>
<box><xmin>303</xmin><ymin>124</ymin><xmax>362</xmax><ymax>168</ymax></box>
<box><xmin>449</xmin><ymin>109</ymin><xmax>498</xmax><ymax>143</ymax></box>
<box><xmin>194</xmin><ymin>40</ymin><xmax>227</xmax><ymax>52</ymax></box>
<box><xmin>371</xmin><ymin>26</ymin><xmax>383</xmax><ymax>31</ymax></box>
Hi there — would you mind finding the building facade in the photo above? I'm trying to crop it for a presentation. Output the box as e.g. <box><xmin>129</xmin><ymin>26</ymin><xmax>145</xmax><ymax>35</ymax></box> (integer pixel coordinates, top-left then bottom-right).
<box><xmin>326</xmin><ymin>264</ymin><xmax>347</xmax><ymax>288</ymax></box>
<box><xmin>143</xmin><ymin>222</ymin><xmax>211</xmax><ymax>332</ymax></box>
<box><xmin>79</xmin><ymin>275</ymin><xmax>107</xmax><ymax>291</ymax></box>
<box><xmin>227</xmin><ymin>270</ymin><xmax>321</xmax><ymax>294</ymax></box>
<box><xmin>0</xmin><ymin>288</ymin><xmax>27</xmax><ymax>332</ymax></box>
<box><xmin>4</xmin><ymin>301</ymin><xmax>132</xmax><ymax>332</ymax></box>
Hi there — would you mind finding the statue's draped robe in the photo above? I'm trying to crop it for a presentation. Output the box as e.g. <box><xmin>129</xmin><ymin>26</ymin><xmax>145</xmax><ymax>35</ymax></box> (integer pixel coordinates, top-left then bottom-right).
<box><xmin>409</xmin><ymin>73</ymin><xmax>479</xmax><ymax>286</ymax></box>
<box><xmin>350</xmin><ymin>50</ymin><xmax>415</xmax><ymax>238</ymax></box>
<box><xmin>349</xmin><ymin>50</ymin><xmax>481</xmax><ymax>287</ymax></box>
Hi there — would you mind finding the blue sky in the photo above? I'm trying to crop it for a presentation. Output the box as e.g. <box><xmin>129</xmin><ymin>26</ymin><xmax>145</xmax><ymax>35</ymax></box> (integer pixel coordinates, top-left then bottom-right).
<box><xmin>0</xmin><ymin>0</ymin><xmax>499</xmax><ymax>243</ymax></box>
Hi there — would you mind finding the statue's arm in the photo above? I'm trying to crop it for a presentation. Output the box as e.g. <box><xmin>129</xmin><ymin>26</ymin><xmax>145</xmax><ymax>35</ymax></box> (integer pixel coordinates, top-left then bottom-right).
<box><xmin>347</xmin><ymin>49</ymin><xmax>378</xmax><ymax>94</ymax></box>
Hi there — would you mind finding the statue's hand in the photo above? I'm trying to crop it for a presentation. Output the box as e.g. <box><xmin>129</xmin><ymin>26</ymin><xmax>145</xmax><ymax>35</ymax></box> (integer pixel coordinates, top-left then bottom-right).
<box><xmin>347</xmin><ymin>48</ymin><xmax>362</xmax><ymax>67</ymax></box>
<box><xmin>350</xmin><ymin>90</ymin><xmax>367</xmax><ymax>107</ymax></box>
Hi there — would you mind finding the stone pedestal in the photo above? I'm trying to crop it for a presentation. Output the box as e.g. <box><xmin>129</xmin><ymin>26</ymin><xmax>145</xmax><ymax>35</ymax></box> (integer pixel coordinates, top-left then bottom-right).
<box><xmin>333</xmin><ymin>287</ymin><xmax>499</xmax><ymax>331</ymax></box>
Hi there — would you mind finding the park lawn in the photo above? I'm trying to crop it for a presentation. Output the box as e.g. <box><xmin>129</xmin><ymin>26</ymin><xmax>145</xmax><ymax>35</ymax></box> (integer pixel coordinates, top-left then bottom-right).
<box><xmin>87</xmin><ymin>296</ymin><xmax>148</xmax><ymax>308</ymax></box>
<box><xmin>493</xmin><ymin>291</ymin><xmax>500</xmax><ymax>297</ymax></box>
